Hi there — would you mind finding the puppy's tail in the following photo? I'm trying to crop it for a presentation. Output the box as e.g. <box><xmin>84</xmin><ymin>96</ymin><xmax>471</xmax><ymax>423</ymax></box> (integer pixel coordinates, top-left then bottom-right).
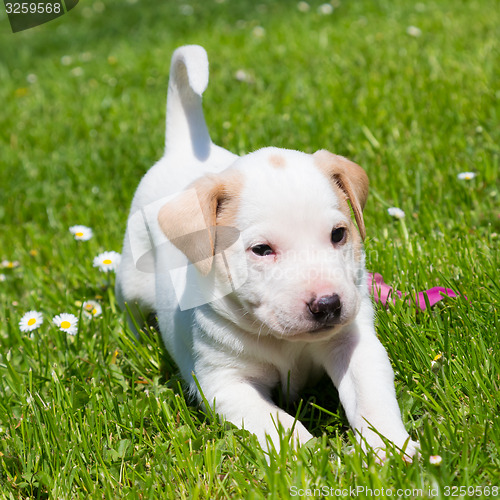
<box><xmin>165</xmin><ymin>45</ymin><xmax>212</xmax><ymax>161</ymax></box>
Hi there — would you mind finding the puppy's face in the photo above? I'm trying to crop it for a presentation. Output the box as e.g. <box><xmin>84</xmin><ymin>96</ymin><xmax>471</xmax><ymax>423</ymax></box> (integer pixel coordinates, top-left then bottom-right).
<box><xmin>159</xmin><ymin>147</ymin><xmax>369</xmax><ymax>341</ymax></box>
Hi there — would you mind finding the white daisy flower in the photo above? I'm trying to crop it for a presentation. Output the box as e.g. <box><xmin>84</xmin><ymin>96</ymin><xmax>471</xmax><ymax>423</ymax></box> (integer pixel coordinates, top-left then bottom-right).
<box><xmin>82</xmin><ymin>300</ymin><xmax>102</xmax><ymax>318</ymax></box>
<box><xmin>252</xmin><ymin>26</ymin><xmax>266</xmax><ymax>38</ymax></box>
<box><xmin>406</xmin><ymin>26</ymin><xmax>422</xmax><ymax>37</ymax></box>
<box><xmin>80</xmin><ymin>51</ymin><xmax>92</xmax><ymax>62</ymax></box>
<box><xmin>318</xmin><ymin>3</ymin><xmax>334</xmax><ymax>15</ymax></box>
<box><xmin>457</xmin><ymin>172</ymin><xmax>477</xmax><ymax>180</ymax></box>
<box><xmin>429</xmin><ymin>455</ymin><xmax>442</xmax><ymax>465</ymax></box>
<box><xmin>387</xmin><ymin>207</ymin><xmax>406</xmax><ymax>219</ymax></box>
<box><xmin>234</xmin><ymin>69</ymin><xmax>252</xmax><ymax>83</ymax></box>
<box><xmin>1</xmin><ymin>260</ymin><xmax>20</xmax><ymax>269</ymax></box>
<box><xmin>179</xmin><ymin>4</ymin><xmax>193</xmax><ymax>16</ymax></box>
<box><xmin>93</xmin><ymin>251</ymin><xmax>121</xmax><ymax>273</ymax></box>
<box><xmin>19</xmin><ymin>311</ymin><xmax>44</xmax><ymax>332</ymax></box>
<box><xmin>0</xmin><ymin>274</ymin><xmax>6</xmax><ymax>282</ymax></box>
<box><xmin>61</xmin><ymin>55</ymin><xmax>73</xmax><ymax>66</ymax></box>
<box><xmin>297</xmin><ymin>1</ymin><xmax>310</xmax><ymax>12</ymax></box>
<box><xmin>431</xmin><ymin>353</ymin><xmax>444</xmax><ymax>372</ymax></box>
<box><xmin>53</xmin><ymin>313</ymin><xmax>79</xmax><ymax>336</ymax></box>
<box><xmin>71</xmin><ymin>67</ymin><xmax>84</xmax><ymax>77</ymax></box>
<box><xmin>93</xmin><ymin>1</ymin><xmax>105</xmax><ymax>13</ymax></box>
<box><xmin>69</xmin><ymin>225</ymin><xmax>93</xmax><ymax>241</ymax></box>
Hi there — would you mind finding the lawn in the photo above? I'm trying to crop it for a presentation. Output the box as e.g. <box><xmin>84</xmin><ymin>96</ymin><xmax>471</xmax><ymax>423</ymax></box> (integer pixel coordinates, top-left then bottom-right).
<box><xmin>0</xmin><ymin>0</ymin><xmax>498</xmax><ymax>498</ymax></box>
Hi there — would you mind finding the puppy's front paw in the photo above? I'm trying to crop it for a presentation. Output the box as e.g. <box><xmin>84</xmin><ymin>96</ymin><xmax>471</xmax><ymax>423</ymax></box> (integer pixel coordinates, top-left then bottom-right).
<box><xmin>262</xmin><ymin>417</ymin><xmax>313</xmax><ymax>452</ymax></box>
<box><xmin>291</xmin><ymin>426</ymin><xmax>314</xmax><ymax>448</ymax></box>
<box><xmin>401</xmin><ymin>439</ymin><xmax>420</xmax><ymax>462</ymax></box>
<box><xmin>360</xmin><ymin>433</ymin><xmax>419</xmax><ymax>464</ymax></box>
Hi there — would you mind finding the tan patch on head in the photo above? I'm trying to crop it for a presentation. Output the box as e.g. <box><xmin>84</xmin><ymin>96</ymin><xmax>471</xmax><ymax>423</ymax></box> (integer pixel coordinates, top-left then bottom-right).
<box><xmin>157</xmin><ymin>169</ymin><xmax>243</xmax><ymax>276</ymax></box>
<box><xmin>269</xmin><ymin>154</ymin><xmax>286</xmax><ymax>168</ymax></box>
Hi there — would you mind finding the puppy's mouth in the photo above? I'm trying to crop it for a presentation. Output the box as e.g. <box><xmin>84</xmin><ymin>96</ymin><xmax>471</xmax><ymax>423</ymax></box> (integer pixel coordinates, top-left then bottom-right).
<box><xmin>282</xmin><ymin>320</ymin><xmax>344</xmax><ymax>341</ymax></box>
<box><xmin>269</xmin><ymin>301</ymin><xmax>355</xmax><ymax>340</ymax></box>
<box><xmin>262</xmin><ymin>314</ymin><xmax>347</xmax><ymax>342</ymax></box>
<box><xmin>237</xmin><ymin>293</ymin><xmax>356</xmax><ymax>340</ymax></box>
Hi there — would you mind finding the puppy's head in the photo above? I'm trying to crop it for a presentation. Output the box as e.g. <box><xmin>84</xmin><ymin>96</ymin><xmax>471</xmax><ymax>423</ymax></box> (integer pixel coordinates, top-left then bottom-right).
<box><xmin>158</xmin><ymin>147</ymin><xmax>369</xmax><ymax>341</ymax></box>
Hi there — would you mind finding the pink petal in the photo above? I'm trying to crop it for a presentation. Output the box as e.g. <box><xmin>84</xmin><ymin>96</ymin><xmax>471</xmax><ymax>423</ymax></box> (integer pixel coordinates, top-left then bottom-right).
<box><xmin>368</xmin><ymin>272</ymin><xmax>463</xmax><ymax>310</ymax></box>
<box><xmin>367</xmin><ymin>272</ymin><xmax>402</xmax><ymax>306</ymax></box>
<box><xmin>413</xmin><ymin>287</ymin><xmax>460</xmax><ymax>310</ymax></box>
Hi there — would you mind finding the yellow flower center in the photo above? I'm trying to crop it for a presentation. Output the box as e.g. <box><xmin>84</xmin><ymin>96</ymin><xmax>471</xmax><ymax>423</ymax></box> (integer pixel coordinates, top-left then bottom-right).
<box><xmin>76</xmin><ymin>232</ymin><xmax>84</xmax><ymax>237</ymax></box>
<box><xmin>92</xmin><ymin>308</ymin><xmax>97</xmax><ymax>315</ymax></box>
<box><xmin>103</xmin><ymin>259</ymin><xmax>112</xmax><ymax>265</ymax></box>
<box><xmin>28</xmin><ymin>318</ymin><xmax>36</xmax><ymax>326</ymax></box>
<box><xmin>61</xmin><ymin>321</ymin><xmax>71</xmax><ymax>329</ymax></box>
<box><xmin>6</xmin><ymin>262</ymin><xmax>14</xmax><ymax>268</ymax></box>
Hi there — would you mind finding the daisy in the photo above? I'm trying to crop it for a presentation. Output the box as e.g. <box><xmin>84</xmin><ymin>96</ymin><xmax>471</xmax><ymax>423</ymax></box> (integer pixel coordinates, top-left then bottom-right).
<box><xmin>406</xmin><ymin>26</ymin><xmax>422</xmax><ymax>37</ymax></box>
<box><xmin>429</xmin><ymin>455</ymin><xmax>442</xmax><ymax>465</ymax></box>
<box><xmin>82</xmin><ymin>300</ymin><xmax>102</xmax><ymax>318</ymax></box>
<box><xmin>431</xmin><ymin>353</ymin><xmax>444</xmax><ymax>372</ymax></box>
<box><xmin>53</xmin><ymin>313</ymin><xmax>79</xmax><ymax>336</ymax></box>
<box><xmin>1</xmin><ymin>260</ymin><xmax>20</xmax><ymax>269</ymax></box>
<box><xmin>60</xmin><ymin>55</ymin><xmax>73</xmax><ymax>66</ymax></box>
<box><xmin>297</xmin><ymin>1</ymin><xmax>310</xmax><ymax>12</ymax></box>
<box><xmin>234</xmin><ymin>69</ymin><xmax>252</xmax><ymax>83</ymax></box>
<box><xmin>179</xmin><ymin>4</ymin><xmax>194</xmax><ymax>16</ymax></box>
<box><xmin>387</xmin><ymin>207</ymin><xmax>405</xmax><ymax>219</ymax></box>
<box><xmin>457</xmin><ymin>172</ymin><xmax>477</xmax><ymax>180</ymax></box>
<box><xmin>318</xmin><ymin>3</ymin><xmax>334</xmax><ymax>15</ymax></box>
<box><xmin>69</xmin><ymin>225</ymin><xmax>93</xmax><ymax>241</ymax></box>
<box><xmin>93</xmin><ymin>251</ymin><xmax>121</xmax><ymax>273</ymax></box>
<box><xmin>252</xmin><ymin>26</ymin><xmax>266</xmax><ymax>38</ymax></box>
<box><xmin>19</xmin><ymin>311</ymin><xmax>44</xmax><ymax>332</ymax></box>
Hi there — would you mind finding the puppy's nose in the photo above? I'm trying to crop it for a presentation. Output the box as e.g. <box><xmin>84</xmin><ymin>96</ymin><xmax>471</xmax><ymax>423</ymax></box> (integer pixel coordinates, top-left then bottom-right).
<box><xmin>307</xmin><ymin>294</ymin><xmax>342</xmax><ymax>325</ymax></box>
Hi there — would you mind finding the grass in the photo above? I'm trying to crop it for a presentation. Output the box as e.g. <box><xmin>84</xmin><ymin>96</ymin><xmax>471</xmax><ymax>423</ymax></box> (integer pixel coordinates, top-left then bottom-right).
<box><xmin>0</xmin><ymin>0</ymin><xmax>498</xmax><ymax>497</ymax></box>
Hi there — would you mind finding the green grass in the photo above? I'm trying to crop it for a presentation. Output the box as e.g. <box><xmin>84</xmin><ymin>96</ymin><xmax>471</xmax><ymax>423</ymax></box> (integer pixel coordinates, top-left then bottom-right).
<box><xmin>0</xmin><ymin>0</ymin><xmax>498</xmax><ymax>498</ymax></box>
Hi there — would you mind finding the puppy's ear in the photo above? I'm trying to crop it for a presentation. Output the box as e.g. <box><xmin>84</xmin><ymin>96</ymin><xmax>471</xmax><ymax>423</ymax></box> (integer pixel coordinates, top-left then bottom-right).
<box><xmin>313</xmin><ymin>149</ymin><xmax>369</xmax><ymax>240</ymax></box>
<box><xmin>157</xmin><ymin>175</ymin><xmax>224</xmax><ymax>276</ymax></box>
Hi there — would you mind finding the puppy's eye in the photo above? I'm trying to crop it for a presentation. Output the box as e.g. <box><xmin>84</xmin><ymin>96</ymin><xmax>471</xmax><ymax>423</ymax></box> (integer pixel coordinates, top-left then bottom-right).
<box><xmin>331</xmin><ymin>227</ymin><xmax>346</xmax><ymax>245</ymax></box>
<box><xmin>251</xmin><ymin>244</ymin><xmax>274</xmax><ymax>257</ymax></box>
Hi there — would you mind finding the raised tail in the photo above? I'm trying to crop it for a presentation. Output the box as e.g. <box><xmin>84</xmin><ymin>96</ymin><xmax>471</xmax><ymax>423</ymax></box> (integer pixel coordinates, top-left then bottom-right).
<box><xmin>165</xmin><ymin>45</ymin><xmax>212</xmax><ymax>161</ymax></box>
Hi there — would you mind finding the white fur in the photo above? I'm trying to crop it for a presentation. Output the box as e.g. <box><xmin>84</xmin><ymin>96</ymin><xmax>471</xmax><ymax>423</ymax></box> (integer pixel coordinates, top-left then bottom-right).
<box><xmin>116</xmin><ymin>45</ymin><xmax>418</xmax><ymax>460</ymax></box>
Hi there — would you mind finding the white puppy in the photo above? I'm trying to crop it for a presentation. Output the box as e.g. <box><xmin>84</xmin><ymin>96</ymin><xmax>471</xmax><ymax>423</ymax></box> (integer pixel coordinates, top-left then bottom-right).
<box><xmin>116</xmin><ymin>45</ymin><xmax>418</xmax><ymax>459</ymax></box>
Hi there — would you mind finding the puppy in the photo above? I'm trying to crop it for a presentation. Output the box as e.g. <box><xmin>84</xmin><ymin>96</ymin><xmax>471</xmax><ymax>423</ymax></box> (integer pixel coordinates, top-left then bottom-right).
<box><xmin>116</xmin><ymin>45</ymin><xmax>418</xmax><ymax>459</ymax></box>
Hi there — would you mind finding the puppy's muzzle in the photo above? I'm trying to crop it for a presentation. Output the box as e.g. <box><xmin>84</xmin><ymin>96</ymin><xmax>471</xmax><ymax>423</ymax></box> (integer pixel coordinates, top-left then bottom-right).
<box><xmin>307</xmin><ymin>294</ymin><xmax>342</xmax><ymax>326</ymax></box>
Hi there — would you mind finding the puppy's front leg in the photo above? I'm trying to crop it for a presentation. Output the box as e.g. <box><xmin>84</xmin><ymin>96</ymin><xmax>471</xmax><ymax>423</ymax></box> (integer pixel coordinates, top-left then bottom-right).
<box><xmin>323</xmin><ymin>310</ymin><xmax>417</xmax><ymax>459</ymax></box>
<box><xmin>198</xmin><ymin>371</ymin><xmax>313</xmax><ymax>451</ymax></box>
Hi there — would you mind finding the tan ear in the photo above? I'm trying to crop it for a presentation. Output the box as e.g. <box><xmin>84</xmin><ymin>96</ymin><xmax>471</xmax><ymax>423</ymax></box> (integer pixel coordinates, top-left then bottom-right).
<box><xmin>157</xmin><ymin>172</ymin><xmax>242</xmax><ymax>276</ymax></box>
<box><xmin>313</xmin><ymin>149</ymin><xmax>369</xmax><ymax>240</ymax></box>
<box><xmin>157</xmin><ymin>175</ymin><xmax>224</xmax><ymax>276</ymax></box>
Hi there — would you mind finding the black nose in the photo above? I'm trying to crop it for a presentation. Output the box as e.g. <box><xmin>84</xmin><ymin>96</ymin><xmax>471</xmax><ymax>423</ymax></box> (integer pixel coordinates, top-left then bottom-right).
<box><xmin>307</xmin><ymin>294</ymin><xmax>342</xmax><ymax>325</ymax></box>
